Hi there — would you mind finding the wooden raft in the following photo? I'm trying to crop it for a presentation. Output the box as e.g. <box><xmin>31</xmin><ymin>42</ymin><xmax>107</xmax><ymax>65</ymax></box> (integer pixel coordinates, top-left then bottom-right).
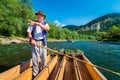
<box><xmin>0</xmin><ymin>54</ymin><xmax>107</xmax><ymax>80</ymax></box>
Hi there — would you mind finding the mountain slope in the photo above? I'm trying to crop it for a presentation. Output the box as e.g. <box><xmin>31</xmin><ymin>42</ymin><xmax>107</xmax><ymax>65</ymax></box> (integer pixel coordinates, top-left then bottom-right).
<box><xmin>78</xmin><ymin>13</ymin><xmax>120</xmax><ymax>31</ymax></box>
<box><xmin>63</xmin><ymin>25</ymin><xmax>80</xmax><ymax>30</ymax></box>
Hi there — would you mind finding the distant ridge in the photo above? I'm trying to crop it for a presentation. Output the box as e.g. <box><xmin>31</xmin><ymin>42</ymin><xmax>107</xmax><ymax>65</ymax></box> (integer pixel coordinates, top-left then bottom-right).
<box><xmin>64</xmin><ymin>13</ymin><xmax>120</xmax><ymax>31</ymax></box>
<box><xmin>81</xmin><ymin>13</ymin><xmax>120</xmax><ymax>31</ymax></box>
<box><xmin>63</xmin><ymin>25</ymin><xmax>80</xmax><ymax>30</ymax></box>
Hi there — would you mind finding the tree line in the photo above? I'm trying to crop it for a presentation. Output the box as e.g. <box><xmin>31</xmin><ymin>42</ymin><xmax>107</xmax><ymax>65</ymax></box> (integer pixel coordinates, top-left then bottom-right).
<box><xmin>97</xmin><ymin>25</ymin><xmax>120</xmax><ymax>41</ymax></box>
<box><xmin>48</xmin><ymin>23</ymin><xmax>96</xmax><ymax>40</ymax></box>
<box><xmin>0</xmin><ymin>0</ymin><xmax>95</xmax><ymax>40</ymax></box>
<box><xmin>0</xmin><ymin>0</ymin><xmax>120</xmax><ymax>41</ymax></box>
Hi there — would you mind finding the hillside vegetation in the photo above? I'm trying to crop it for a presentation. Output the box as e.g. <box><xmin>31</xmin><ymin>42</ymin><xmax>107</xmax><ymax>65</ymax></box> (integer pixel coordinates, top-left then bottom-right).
<box><xmin>0</xmin><ymin>0</ymin><xmax>95</xmax><ymax>40</ymax></box>
<box><xmin>0</xmin><ymin>0</ymin><xmax>36</xmax><ymax>37</ymax></box>
<box><xmin>0</xmin><ymin>0</ymin><xmax>120</xmax><ymax>41</ymax></box>
<box><xmin>79</xmin><ymin>13</ymin><xmax>120</xmax><ymax>31</ymax></box>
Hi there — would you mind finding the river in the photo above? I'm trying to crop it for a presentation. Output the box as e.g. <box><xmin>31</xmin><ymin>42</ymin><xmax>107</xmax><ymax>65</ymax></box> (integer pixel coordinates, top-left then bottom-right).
<box><xmin>0</xmin><ymin>41</ymin><xmax>120</xmax><ymax>80</ymax></box>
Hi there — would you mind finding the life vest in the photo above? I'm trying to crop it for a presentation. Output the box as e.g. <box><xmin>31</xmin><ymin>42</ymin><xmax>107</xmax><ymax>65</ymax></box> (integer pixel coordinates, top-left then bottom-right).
<box><xmin>31</xmin><ymin>21</ymin><xmax>48</xmax><ymax>46</ymax></box>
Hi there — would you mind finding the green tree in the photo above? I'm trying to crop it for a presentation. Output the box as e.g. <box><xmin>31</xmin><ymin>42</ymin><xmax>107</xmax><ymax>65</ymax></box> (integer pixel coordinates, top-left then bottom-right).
<box><xmin>63</xmin><ymin>28</ymin><xmax>72</xmax><ymax>39</ymax></box>
<box><xmin>72</xmin><ymin>31</ymin><xmax>79</xmax><ymax>39</ymax></box>
<box><xmin>107</xmin><ymin>26</ymin><xmax>120</xmax><ymax>41</ymax></box>
<box><xmin>0</xmin><ymin>0</ymin><xmax>35</xmax><ymax>37</ymax></box>
<box><xmin>96</xmin><ymin>32</ymin><xmax>108</xmax><ymax>41</ymax></box>
<box><xmin>57</xmin><ymin>28</ymin><xmax>66</xmax><ymax>39</ymax></box>
<box><xmin>48</xmin><ymin>23</ymin><xmax>59</xmax><ymax>39</ymax></box>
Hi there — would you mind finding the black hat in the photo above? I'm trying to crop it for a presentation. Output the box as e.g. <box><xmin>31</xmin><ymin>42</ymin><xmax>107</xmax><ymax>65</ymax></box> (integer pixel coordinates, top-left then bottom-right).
<box><xmin>35</xmin><ymin>11</ymin><xmax>46</xmax><ymax>18</ymax></box>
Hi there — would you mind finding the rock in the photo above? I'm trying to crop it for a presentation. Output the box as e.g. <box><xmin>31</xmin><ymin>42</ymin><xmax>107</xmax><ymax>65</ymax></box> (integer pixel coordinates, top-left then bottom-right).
<box><xmin>11</xmin><ymin>42</ymin><xmax>17</xmax><ymax>44</ymax></box>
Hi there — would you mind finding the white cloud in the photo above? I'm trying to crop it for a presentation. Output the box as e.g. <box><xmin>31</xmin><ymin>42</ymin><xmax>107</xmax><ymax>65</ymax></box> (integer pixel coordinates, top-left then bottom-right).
<box><xmin>54</xmin><ymin>20</ymin><xmax>60</xmax><ymax>26</ymax></box>
<box><xmin>61</xmin><ymin>24</ymin><xmax>66</xmax><ymax>27</ymax></box>
<box><xmin>53</xmin><ymin>20</ymin><xmax>66</xmax><ymax>27</ymax></box>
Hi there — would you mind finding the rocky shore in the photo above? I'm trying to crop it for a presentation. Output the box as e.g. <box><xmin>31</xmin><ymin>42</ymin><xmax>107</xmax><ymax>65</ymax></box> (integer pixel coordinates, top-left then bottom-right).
<box><xmin>0</xmin><ymin>36</ymin><xmax>28</xmax><ymax>44</ymax></box>
<box><xmin>0</xmin><ymin>36</ymin><xmax>68</xmax><ymax>44</ymax></box>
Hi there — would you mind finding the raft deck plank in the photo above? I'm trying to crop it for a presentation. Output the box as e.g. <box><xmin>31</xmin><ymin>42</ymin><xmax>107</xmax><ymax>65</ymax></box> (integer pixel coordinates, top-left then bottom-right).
<box><xmin>13</xmin><ymin>68</ymin><xmax>32</xmax><ymax>80</ymax></box>
<box><xmin>48</xmin><ymin>62</ymin><xmax>60</xmax><ymax>80</ymax></box>
<box><xmin>34</xmin><ymin>55</ymin><xmax>58</xmax><ymax>80</ymax></box>
<box><xmin>82</xmin><ymin>55</ymin><xmax>107</xmax><ymax>80</ymax></box>
<box><xmin>20</xmin><ymin>59</ymin><xmax>32</xmax><ymax>73</ymax></box>
<box><xmin>77</xmin><ymin>61</ymin><xmax>93</xmax><ymax>80</ymax></box>
<box><xmin>55</xmin><ymin>56</ymin><xmax>66</xmax><ymax>80</ymax></box>
<box><xmin>73</xmin><ymin>59</ymin><xmax>82</xmax><ymax>80</ymax></box>
<box><xmin>63</xmin><ymin>59</ymin><xmax>76</xmax><ymax>80</ymax></box>
<box><xmin>13</xmin><ymin>55</ymin><xmax>51</xmax><ymax>80</ymax></box>
<box><xmin>0</xmin><ymin>65</ymin><xmax>20</xmax><ymax>80</ymax></box>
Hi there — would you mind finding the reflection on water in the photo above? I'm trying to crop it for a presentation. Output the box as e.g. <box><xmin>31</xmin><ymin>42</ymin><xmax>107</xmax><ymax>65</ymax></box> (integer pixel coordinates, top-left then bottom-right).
<box><xmin>48</xmin><ymin>41</ymin><xmax>120</xmax><ymax>80</ymax></box>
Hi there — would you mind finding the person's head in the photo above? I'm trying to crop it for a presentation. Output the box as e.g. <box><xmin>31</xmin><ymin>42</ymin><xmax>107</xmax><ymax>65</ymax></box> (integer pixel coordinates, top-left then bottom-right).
<box><xmin>35</xmin><ymin>11</ymin><xmax>46</xmax><ymax>22</ymax></box>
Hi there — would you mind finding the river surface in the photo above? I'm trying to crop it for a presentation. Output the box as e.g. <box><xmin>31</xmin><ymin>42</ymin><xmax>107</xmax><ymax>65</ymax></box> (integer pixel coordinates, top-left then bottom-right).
<box><xmin>0</xmin><ymin>41</ymin><xmax>120</xmax><ymax>80</ymax></box>
<box><xmin>48</xmin><ymin>41</ymin><xmax>120</xmax><ymax>80</ymax></box>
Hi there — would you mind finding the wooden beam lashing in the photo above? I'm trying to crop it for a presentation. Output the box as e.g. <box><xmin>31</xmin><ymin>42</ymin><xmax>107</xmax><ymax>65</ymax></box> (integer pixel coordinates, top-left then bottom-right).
<box><xmin>55</xmin><ymin>56</ymin><xmax>66</xmax><ymax>80</ymax></box>
<box><xmin>35</xmin><ymin>55</ymin><xmax>58</xmax><ymax>80</ymax></box>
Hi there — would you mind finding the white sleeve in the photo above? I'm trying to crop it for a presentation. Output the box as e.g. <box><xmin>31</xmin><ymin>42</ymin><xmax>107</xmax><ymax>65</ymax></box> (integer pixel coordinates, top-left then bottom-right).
<box><xmin>27</xmin><ymin>26</ymin><xmax>33</xmax><ymax>33</ymax></box>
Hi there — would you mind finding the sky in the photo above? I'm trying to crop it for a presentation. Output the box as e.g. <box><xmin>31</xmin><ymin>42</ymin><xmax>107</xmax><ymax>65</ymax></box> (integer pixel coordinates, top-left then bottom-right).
<box><xmin>32</xmin><ymin>0</ymin><xmax>120</xmax><ymax>26</ymax></box>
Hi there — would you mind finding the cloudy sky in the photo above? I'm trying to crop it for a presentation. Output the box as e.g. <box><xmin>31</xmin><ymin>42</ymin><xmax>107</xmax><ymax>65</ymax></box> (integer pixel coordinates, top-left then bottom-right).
<box><xmin>32</xmin><ymin>0</ymin><xmax>120</xmax><ymax>26</ymax></box>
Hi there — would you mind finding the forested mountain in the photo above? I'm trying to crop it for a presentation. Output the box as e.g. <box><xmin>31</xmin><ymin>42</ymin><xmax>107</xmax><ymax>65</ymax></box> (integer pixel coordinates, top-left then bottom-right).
<box><xmin>63</xmin><ymin>13</ymin><xmax>120</xmax><ymax>32</ymax></box>
<box><xmin>63</xmin><ymin>25</ymin><xmax>80</xmax><ymax>30</ymax></box>
<box><xmin>77</xmin><ymin>13</ymin><xmax>120</xmax><ymax>31</ymax></box>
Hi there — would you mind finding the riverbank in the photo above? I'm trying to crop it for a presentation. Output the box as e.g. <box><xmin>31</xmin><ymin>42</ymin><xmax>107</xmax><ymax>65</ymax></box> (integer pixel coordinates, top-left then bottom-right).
<box><xmin>0</xmin><ymin>36</ymin><xmax>78</xmax><ymax>44</ymax></box>
<box><xmin>0</xmin><ymin>35</ymin><xmax>107</xmax><ymax>44</ymax></box>
<box><xmin>0</xmin><ymin>37</ymin><xmax>67</xmax><ymax>44</ymax></box>
<box><xmin>0</xmin><ymin>36</ymin><xmax>26</xmax><ymax>44</ymax></box>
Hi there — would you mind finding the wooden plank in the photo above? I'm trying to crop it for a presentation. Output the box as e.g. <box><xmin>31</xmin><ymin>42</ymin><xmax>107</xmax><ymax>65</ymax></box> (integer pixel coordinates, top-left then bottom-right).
<box><xmin>0</xmin><ymin>55</ymin><xmax>50</xmax><ymax>80</ymax></box>
<box><xmin>77</xmin><ymin>61</ymin><xmax>93</xmax><ymax>80</ymax></box>
<box><xmin>46</xmin><ymin>55</ymin><xmax>51</xmax><ymax>63</ymax></box>
<box><xmin>82</xmin><ymin>55</ymin><xmax>107</xmax><ymax>80</ymax></box>
<box><xmin>13</xmin><ymin>68</ymin><xmax>32</xmax><ymax>80</ymax></box>
<box><xmin>73</xmin><ymin>59</ymin><xmax>82</xmax><ymax>80</ymax></box>
<box><xmin>48</xmin><ymin>62</ymin><xmax>60</xmax><ymax>80</ymax></box>
<box><xmin>63</xmin><ymin>60</ymin><xmax>74</xmax><ymax>80</ymax></box>
<box><xmin>34</xmin><ymin>55</ymin><xmax>58</xmax><ymax>80</ymax></box>
<box><xmin>63</xmin><ymin>59</ymin><xmax>76</xmax><ymax>80</ymax></box>
<box><xmin>20</xmin><ymin>59</ymin><xmax>32</xmax><ymax>73</ymax></box>
<box><xmin>13</xmin><ymin>55</ymin><xmax>51</xmax><ymax>80</ymax></box>
<box><xmin>55</xmin><ymin>56</ymin><xmax>66</xmax><ymax>80</ymax></box>
<box><xmin>0</xmin><ymin>59</ymin><xmax>33</xmax><ymax>80</ymax></box>
<box><xmin>73</xmin><ymin>59</ymin><xmax>79</xmax><ymax>80</ymax></box>
<box><xmin>0</xmin><ymin>65</ymin><xmax>20</xmax><ymax>80</ymax></box>
<box><xmin>20</xmin><ymin>55</ymin><xmax>50</xmax><ymax>73</ymax></box>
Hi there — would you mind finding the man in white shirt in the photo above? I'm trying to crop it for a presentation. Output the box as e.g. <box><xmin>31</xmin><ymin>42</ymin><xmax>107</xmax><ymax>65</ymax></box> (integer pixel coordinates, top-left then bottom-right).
<box><xmin>27</xmin><ymin>11</ymin><xmax>50</xmax><ymax>78</ymax></box>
